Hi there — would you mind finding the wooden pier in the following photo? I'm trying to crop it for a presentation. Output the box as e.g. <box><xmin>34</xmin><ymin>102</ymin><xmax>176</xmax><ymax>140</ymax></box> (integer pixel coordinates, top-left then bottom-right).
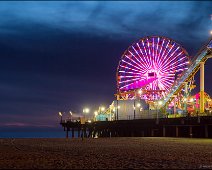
<box><xmin>60</xmin><ymin>116</ymin><xmax>212</xmax><ymax>138</ymax></box>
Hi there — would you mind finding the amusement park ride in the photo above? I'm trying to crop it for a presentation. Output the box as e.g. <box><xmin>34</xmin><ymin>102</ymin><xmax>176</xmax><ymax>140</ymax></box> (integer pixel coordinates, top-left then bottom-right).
<box><xmin>60</xmin><ymin>35</ymin><xmax>212</xmax><ymax>139</ymax></box>
<box><xmin>98</xmin><ymin>36</ymin><xmax>212</xmax><ymax>121</ymax></box>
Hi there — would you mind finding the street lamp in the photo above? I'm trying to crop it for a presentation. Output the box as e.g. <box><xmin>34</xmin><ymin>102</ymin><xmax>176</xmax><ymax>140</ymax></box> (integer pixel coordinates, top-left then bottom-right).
<box><xmin>94</xmin><ymin>111</ymin><xmax>98</xmax><ymax>116</ymax></box>
<box><xmin>101</xmin><ymin>107</ymin><xmax>105</xmax><ymax>112</ymax></box>
<box><xmin>83</xmin><ymin>108</ymin><xmax>90</xmax><ymax>122</ymax></box>
<box><xmin>58</xmin><ymin>111</ymin><xmax>62</xmax><ymax>123</ymax></box>
<box><xmin>94</xmin><ymin>111</ymin><xmax>98</xmax><ymax>121</ymax></box>
<box><xmin>83</xmin><ymin>108</ymin><xmax>90</xmax><ymax>113</ymax></box>
<box><xmin>69</xmin><ymin>111</ymin><xmax>73</xmax><ymax>121</ymax></box>
<box><xmin>116</xmin><ymin>106</ymin><xmax>120</xmax><ymax>120</ymax></box>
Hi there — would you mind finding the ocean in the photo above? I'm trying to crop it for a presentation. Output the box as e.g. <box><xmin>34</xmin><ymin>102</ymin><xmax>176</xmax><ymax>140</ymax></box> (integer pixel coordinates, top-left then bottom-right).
<box><xmin>0</xmin><ymin>131</ymin><xmax>80</xmax><ymax>138</ymax></box>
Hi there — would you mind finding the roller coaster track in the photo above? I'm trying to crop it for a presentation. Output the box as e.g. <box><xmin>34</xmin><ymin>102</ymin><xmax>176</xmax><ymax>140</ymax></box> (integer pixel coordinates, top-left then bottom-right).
<box><xmin>161</xmin><ymin>38</ymin><xmax>212</xmax><ymax>108</ymax></box>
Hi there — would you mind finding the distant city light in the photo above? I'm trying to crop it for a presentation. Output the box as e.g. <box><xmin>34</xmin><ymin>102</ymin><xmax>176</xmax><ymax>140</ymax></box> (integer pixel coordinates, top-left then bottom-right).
<box><xmin>137</xmin><ymin>103</ymin><xmax>141</xmax><ymax>107</ymax></box>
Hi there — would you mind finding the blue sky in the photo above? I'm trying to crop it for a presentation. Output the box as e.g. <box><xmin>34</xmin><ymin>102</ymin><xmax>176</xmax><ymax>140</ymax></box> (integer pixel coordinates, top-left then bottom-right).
<box><xmin>0</xmin><ymin>1</ymin><xmax>211</xmax><ymax>131</ymax></box>
<box><xmin>0</xmin><ymin>2</ymin><xmax>211</xmax><ymax>42</ymax></box>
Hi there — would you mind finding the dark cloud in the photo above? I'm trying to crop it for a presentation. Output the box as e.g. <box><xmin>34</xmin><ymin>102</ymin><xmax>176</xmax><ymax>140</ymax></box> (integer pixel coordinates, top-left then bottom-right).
<box><xmin>0</xmin><ymin>1</ymin><xmax>211</xmax><ymax>130</ymax></box>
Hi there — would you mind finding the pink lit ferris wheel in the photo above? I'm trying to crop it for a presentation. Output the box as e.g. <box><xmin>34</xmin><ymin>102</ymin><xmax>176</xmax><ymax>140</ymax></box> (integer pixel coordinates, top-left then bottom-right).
<box><xmin>117</xmin><ymin>36</ymin><xmax>190</xmax><ymax>100</ymax></box>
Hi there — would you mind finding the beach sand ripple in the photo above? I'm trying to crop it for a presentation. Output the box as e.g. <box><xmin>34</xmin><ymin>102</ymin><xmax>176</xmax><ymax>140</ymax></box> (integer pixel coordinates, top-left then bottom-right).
<box><xmin>0</xmin><ymin>137</ymin><xmax>211</xmax><ymax>169</ymax></box>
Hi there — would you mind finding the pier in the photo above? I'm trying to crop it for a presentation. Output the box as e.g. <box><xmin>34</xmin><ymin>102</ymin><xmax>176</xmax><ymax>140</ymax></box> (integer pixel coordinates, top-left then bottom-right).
<box><xmin>60</xmin><ymin>37</ymin><xmax>212</xmax><ymax>140</ymax></box>
<box><xmin>60</xmin><ymin>116</ymin><xmax>212</xmax><ymax>138</ymax></box>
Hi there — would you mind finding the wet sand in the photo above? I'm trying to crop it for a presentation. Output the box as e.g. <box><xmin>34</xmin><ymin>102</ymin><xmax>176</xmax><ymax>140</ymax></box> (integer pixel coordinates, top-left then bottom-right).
<box><xmin>0</xmin><ymin>137</ymin><xmax>211</xmax><ymax>169</ymax></box>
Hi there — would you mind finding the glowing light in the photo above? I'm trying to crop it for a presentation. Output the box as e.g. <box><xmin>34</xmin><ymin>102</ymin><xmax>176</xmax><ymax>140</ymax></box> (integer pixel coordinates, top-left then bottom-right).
<box><xmin>101</xmin><ymin>107</ymin><xmax>105</xmax><ymax>111</ymax></box>
<box><xmin>158</xmin><ymin>101</ymin><xmax>163</xmax><ymax>105</ymax></box>
<box><xmin>118</xmin><ymin>106</ymin><xmax>120</xmax><ymax>109</ymax></box>
<box><xmin>58</xmin><ymin>112</ymin><xmax>62</xmax><ymax>116</ymax></box>
<box><xmin>210</xmin><ymin>30</ymin><xmax>212</xmax><ymax>35</ymax></box>
<box><xmin>183</xmin><ymin>98</ymin><xmax>187</xmax><ymax>102</ymax></box>
<box><xmin>117</xmin><ymin>36</ymin><xmax>189</xmax><ymax>100</ymax></box>
<box><xmin>190</xmin><ymin>98</ymin><xmax>194</xmax><ymax>102</ymax></box>
<box><xmin>83</xmin><ymin>108</ymin><xmax>90</xmax><ymax>113</ymax></box>
<box><xmin>137</xmin><ymin>103</ymin><xmax>141</xmax><ymax>107</ymax></box>
<box><xmin>138</xmin><ymin>89</ymin><xmax>142</xmax><ymax>94</ymax></box>
<box><xmin>87</xmin><ymin>120</ymin><xmax>92</xmax><ymax>123</ymax></box>
<box><xmin>69</xmin><ymin>111</ymin><xmax>73</xmax><ymax>115</ymax></box>
<box><xmin>94</xmin><ymin>111</ymin><xmax>98</xmax><ymax>116</ymax></box>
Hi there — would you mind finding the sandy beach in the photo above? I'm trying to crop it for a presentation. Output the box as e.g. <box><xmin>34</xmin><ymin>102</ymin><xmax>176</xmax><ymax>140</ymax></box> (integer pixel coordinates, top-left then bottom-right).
<box><xmin>0</xmin><ymin>137</ymin><xmax>211</xmax><ymax>169</ymax></box>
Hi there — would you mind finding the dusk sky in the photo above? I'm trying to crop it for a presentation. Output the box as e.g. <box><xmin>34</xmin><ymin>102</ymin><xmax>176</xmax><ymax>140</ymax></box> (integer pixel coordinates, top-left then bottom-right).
<box><xmin>0</xmin><ymin>1</ymin><xmax>212</xmax><ymax>131</ymax></box>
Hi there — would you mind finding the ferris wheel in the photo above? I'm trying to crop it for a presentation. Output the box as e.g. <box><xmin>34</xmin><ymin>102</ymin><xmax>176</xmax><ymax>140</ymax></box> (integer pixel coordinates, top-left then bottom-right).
<box><xmin>117</xmin><ymin>36</ymin><xmax>190</xmax><ymax>100</ymax></box>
